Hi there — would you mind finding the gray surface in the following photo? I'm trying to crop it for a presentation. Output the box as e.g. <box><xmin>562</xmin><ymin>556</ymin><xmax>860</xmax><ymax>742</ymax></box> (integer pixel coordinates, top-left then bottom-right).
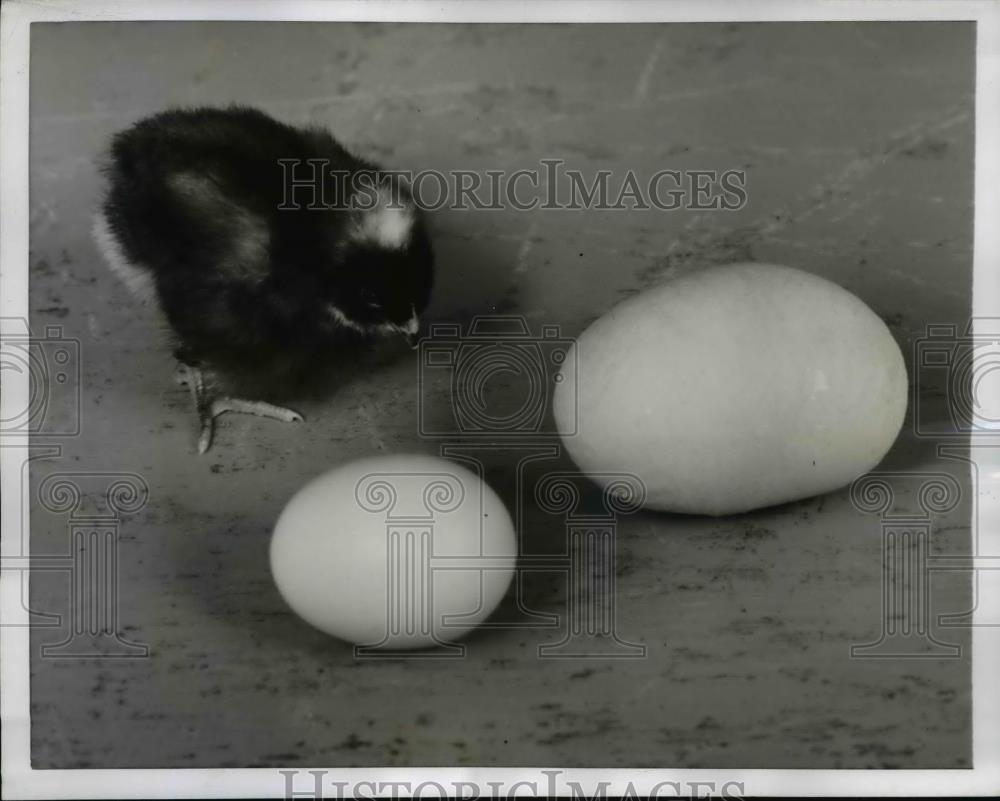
<box><xmin>28</xmin><ymin>21</ymin><xmax>973</xmax><ymax>768</ymax></box>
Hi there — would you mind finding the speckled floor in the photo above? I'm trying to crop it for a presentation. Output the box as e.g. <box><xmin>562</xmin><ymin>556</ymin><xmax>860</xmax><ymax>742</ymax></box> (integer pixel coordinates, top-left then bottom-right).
<box><xmin>28</xmin><ymin>21</ymin><xmax>973</xmax><ymax>768</ymax></box>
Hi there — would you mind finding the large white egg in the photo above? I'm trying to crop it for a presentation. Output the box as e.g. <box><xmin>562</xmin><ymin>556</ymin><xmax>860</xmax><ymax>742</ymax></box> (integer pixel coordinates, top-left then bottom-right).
<box><xmin>270</xmin><ymin>454</ymin><xmax>516</xmax><ymax>649</ymax></box>
<box><xmin>553</xmin><ymin>263</ymin><xmax>908</xmax><ymax>516</ymax></box>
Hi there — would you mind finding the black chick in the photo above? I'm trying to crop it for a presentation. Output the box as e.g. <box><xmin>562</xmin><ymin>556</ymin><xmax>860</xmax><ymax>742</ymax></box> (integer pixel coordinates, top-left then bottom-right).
<box><xmin>93</xmin><ymin>105</ymin><xmax>434</xmax><ymax>453</ymax></box>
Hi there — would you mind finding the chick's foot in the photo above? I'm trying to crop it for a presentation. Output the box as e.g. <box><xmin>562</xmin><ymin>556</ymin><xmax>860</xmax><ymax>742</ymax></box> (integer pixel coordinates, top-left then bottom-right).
<box><xmin>174</xmin><ymin>363</ymin><xmax>304</xmax><ymax>454</ymax></box>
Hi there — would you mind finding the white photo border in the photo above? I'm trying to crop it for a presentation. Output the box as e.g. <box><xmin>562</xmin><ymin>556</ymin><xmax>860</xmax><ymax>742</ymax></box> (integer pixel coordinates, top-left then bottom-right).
<box><xmin>2</xmin><ymin>1</ymin><xmax>998</xmax><ymax>798</ymax></box>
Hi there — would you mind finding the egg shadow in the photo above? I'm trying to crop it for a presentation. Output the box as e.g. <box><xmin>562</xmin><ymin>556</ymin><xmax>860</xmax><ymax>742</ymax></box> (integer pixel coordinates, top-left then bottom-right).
<box><xmin>465</xmin><ymin>451</ymin><xmax>657</xmax><ymax>639</ymax></box>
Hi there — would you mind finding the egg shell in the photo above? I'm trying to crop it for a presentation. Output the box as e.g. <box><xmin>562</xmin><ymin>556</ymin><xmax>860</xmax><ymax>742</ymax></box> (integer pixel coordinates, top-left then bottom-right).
<box><xmin>270</xmin><ymin>454</ymin><xmax>516</xmax><ymax>648</ymax></box>
<box><xmin>553</xmin><ymin>263</ymin><xmax>908</xmax><ymax>516</ymax></box>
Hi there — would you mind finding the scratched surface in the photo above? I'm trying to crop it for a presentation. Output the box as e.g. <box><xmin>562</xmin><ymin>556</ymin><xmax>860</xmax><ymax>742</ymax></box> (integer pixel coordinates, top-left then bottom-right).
<box><xmin>27</xmin><ymin>22</ymin><xmax>974</xmax><ymax>768</ymax></box>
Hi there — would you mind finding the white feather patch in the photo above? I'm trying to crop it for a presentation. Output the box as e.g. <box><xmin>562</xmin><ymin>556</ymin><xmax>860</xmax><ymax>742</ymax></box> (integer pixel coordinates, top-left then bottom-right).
<box><xmin>326</xmin><ymin>303</ymin><xmax>419</xmax><ymax>339</ymax></box>
<box><xmin>92</xmin><ymin>211</ymin><xmax>159</xmax><ymax>305</ymax></box>
<box><xmin>326</xmin><ymin>304</ymin><xmax>369</xmax><ymax>334</ymax></box>
<box><xmin>350</xmin><ymin>186</ymin><xmax>415</xmax><ymax>250</ymax></box>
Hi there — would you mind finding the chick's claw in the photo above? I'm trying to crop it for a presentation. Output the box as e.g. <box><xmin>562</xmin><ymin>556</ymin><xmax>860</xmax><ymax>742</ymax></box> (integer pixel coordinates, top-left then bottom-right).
<box><xmin>209</xmin><ymin>398</ymin><xmax>304</xmax><ymax>423</ymax></box>
<box><xmin>175</xmin><ymin>363</ymin><xmax>304</xmax><ymax>454</ymax></box>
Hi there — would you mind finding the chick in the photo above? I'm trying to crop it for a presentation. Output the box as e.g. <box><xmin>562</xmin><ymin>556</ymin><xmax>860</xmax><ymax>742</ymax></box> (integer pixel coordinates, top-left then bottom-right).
<box><xmin>93</xmin><ymin>105</ymin><xmax>433</xmax><ymax>453</ymax></box>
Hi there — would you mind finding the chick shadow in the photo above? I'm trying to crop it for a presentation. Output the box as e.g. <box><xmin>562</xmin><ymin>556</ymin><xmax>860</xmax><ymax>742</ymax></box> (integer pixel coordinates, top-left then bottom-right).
<box><xmin>216</xmin><ymin>334</ymin><xmax>417</xmax><ymax>406</ymax></box>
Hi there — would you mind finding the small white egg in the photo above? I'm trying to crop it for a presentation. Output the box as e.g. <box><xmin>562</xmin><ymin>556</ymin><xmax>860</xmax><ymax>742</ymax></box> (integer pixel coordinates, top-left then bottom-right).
<box><xmin>270</xmin><ymin>454</ymin><xmax>516</xmax><ymax>649</ymax></box>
